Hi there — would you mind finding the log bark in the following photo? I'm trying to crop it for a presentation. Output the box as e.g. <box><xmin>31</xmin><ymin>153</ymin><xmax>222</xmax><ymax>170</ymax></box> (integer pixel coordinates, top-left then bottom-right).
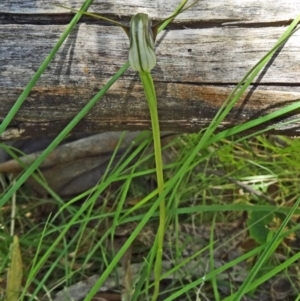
<box><xmin>1</xmin><ymin>0</ymin><xmax>300</xmax><ymax>140</ymax></box>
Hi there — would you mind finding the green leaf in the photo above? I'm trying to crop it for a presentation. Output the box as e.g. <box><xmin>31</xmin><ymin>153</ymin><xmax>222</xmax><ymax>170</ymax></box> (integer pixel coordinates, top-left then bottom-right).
<box><xmin>6</xmin><ymin>236</ymin><xmax>23</xmax><ymax>301</ymax></box>
<box><xmin>247</xmin><ymin>211</ymin><xmax>274</xmax><ymax>245</ymax></box>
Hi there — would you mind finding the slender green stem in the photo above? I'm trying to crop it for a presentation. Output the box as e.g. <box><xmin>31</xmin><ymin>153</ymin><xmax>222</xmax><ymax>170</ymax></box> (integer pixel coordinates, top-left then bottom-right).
<box><xmin>139</xmin><ymin>71</ymin><xmax>165</xmax><ymax>301</ymax></box>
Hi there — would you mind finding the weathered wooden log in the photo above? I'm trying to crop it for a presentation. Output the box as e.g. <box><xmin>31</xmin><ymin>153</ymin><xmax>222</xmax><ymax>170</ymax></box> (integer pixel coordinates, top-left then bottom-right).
<box><xmin>1</xmin><ymin>0</ymin><xmax>300</xmax><ymax>140</ymax></box>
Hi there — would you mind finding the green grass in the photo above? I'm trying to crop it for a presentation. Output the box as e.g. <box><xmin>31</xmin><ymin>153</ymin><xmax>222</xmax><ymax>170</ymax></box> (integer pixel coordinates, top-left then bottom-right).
<box><xmin>1</xmin><ymin>1</ymin><xmax>300</xmax><ymax>301</ymax></box>
<box><xmin>2</xmin><ymin>134</ymin><xmax>300</xmax><ymax>300</ymax></box>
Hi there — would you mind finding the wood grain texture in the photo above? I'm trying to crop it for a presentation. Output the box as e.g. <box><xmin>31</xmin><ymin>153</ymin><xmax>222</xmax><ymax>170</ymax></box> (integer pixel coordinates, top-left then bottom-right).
<box><xmin>1</xmin><ymin>0</ymin><xmax>300</xmax><ymax>140</ymax></box>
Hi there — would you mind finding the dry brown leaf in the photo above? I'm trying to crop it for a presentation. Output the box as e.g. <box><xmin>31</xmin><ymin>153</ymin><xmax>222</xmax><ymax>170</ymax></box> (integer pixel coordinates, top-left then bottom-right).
<box><xmin>92</xmin><ymin>292</ymin><xmax>121</xmax><ymax>301</ymax></box>
<box><xmin>0</xmin><ymin>132</ymin><xmax>140</xmax><ymax>173</ymax></box>
<box><xmin>121</xmin><ymin>246</ymin><xmax>133</xmax><ymax>301</ymax></box>
<box><xmin>0</xmin><ymin>132</ymin><xmax>141</xmax><ymax>196</ymax></box>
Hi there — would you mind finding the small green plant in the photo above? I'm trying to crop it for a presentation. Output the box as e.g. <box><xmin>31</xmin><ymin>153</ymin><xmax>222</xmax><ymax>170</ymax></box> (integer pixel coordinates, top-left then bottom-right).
<box><xmin>1</xmin><ymin>1</ymin><xmax>300</xmax><ymax>300</ymax></box>
<box><xmin>54</xmin><ymin>1</ymin><xmax>201</xmax><ymax>299</ymax></box>
<box><xmin>247</xmin><ymin>211</ymin><xmax>274</xmax><ymax>245</ymax></box>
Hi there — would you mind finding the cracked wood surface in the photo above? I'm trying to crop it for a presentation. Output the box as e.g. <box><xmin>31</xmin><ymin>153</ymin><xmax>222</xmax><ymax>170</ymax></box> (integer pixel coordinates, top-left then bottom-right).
<box><xmin>1</xmin><ymin>0</ymin><xmax>300</xmax><ymax>140</ymax></box>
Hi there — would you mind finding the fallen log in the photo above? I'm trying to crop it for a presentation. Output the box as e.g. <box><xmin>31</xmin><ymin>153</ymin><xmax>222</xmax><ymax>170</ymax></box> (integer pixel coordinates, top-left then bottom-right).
<box><xmin>1</xmin><ymin>0</ymin><xmax>300</xmax><ymax>140</ymax></box>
